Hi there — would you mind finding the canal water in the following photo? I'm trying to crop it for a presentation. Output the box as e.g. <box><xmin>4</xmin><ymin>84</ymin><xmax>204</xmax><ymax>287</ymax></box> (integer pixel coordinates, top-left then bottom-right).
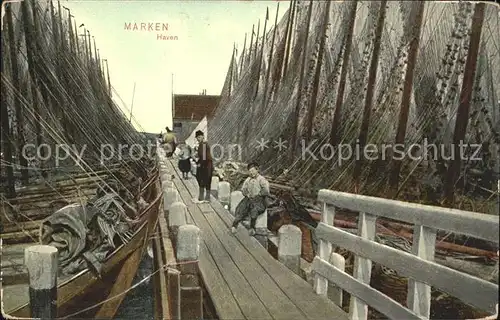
<box><xmin>114</xmin><ymin>246</ymin><xmax>154</xmax><ymax>320</ymax></box>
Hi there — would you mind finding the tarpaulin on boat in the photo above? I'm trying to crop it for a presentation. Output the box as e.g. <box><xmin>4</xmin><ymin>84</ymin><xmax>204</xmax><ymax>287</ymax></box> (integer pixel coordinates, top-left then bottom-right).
<box><xmin>40</xmin><ymin>179</ymin><xmax>139</xmax><ymax>276</ymax></box>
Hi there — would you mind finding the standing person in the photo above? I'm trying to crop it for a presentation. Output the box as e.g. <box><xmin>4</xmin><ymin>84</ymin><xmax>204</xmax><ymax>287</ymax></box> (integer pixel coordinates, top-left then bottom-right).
<box><xmin>163</xmin><ymin>127</ymin><xmax>177</xmax><ymax>157</ymax></box>
<box><xmin>231</xmin><ymin>163</ymin><xmax>270</xmax><ymax>236</ymax></box>
<box><xmin>193</xmin><ymin>130</ymin><xmax>213</xmax><ymax>203</ymax></box>
<box><xmin>177</xmin><ymin>142</ymin><xmax>192</xmax><ymax>179</ymax></box>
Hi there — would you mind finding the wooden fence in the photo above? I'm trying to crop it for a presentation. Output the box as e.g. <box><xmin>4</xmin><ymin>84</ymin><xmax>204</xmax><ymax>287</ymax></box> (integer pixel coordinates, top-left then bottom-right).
<box><xmin>311</xmin><ymin>189</ymin><xmax>499</xmax><ymax>320</ymax></box>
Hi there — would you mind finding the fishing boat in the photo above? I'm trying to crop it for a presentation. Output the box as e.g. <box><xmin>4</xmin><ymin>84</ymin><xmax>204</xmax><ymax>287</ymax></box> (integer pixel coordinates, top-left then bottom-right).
<box><xmin>1</xmin><ymin>162</ymin><xmax>161</xmax><ymax>318</ymax></box>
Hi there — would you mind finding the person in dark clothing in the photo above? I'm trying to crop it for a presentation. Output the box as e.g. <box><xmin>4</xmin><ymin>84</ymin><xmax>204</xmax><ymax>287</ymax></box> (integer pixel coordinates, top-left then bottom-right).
<box><xmin>192</xmin><ymin>130</ymin><xmax>213</xmax><ymax>203</ymax></box>
<box><xmin>231</xmin><ymin>162</ymin><xmax>270</xmax><ymax>236</ymax></box>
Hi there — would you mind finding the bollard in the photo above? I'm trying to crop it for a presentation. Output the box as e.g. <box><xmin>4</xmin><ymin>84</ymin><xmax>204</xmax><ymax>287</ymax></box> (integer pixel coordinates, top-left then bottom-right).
<box><xmin>160</xmin><ymin>173</ymin><xmax>170</xmax><ymax>183</ymax></box>
<box><xmin>277</xmin><ymin>225</ymin><xmax>302</xmax><ymax>275</ymax></box>
<box><xmin>25</xmin><ymin>245</ymin><xmax>58</xmax><ymax>319</ymax></box>
<box><xmin>169</xmin><ymin>202</ymin><xmax>187</xmax><ymax>242</ymax></box>
<box><xmin>176</xmin><ymin>225</ymin><xmax>203</xmax><ymax>319</ymax></box>
<box><xmin>218</xmin><ymin>181</ymin><xmax>231</xmax><ymax>208</ymax></box>
<box><xmin>230</xmin><ymin>191</ymin><xmax>244</xmax><ymax>216</ymax></box>
<box><xmin>163</xmin><ymin>187</ymin><xmax>179</xmax><ymax>210</ymax></box>
<box><xmin>210</xmin><ymin>176</ymin><xmax>220</xmax><ymax>198</ymax></box>
<box><xmin>328</xmin><ymin>252</ymin><xmax>345</xmax><ymax>307</ymax></box>
<box><xmin>162</xmin><ymin>180</ymin><xmax>174</xmax><ymax>189</ymax></box>
<box><xmin>255</xmin><ymin>210</ymin><xmax>268</xmax><ymax>249</ymax></box>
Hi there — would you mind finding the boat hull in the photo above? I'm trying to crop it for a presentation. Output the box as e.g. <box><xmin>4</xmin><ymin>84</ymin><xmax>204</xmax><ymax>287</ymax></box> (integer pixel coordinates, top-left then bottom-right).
<box><xmin>4</xmin><ymin>172</ymin><xmax>162</xmax><ymax>319</ymax></box>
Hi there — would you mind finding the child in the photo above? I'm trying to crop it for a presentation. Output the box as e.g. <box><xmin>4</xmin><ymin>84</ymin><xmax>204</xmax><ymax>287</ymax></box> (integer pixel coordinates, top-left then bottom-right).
<box><xmin>178</xmin><ymin>143</ymin><xmax>192</xmax><ymax>179</ymax></box>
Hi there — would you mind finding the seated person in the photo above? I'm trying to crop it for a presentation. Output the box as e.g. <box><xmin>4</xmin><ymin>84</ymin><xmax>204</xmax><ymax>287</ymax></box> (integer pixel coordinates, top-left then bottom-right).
<box><xmin>231</xmin><ymin>162</ymin><xmax>270</xmax><ymax>236</ymax></box>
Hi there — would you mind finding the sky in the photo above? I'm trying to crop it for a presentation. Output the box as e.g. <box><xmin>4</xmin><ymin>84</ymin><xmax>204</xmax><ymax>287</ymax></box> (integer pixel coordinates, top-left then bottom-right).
<box><xmin>63</xmin><ymin>0</ymin><xmax>287</xmax><ymax>133</ymax></box>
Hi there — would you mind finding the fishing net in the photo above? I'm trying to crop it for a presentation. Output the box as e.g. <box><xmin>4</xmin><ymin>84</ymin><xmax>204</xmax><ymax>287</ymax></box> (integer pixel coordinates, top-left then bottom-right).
<box><xmin>207</xmin><ymin>0</ymin><xmax>499</xmax><ymax>212</ymax></box>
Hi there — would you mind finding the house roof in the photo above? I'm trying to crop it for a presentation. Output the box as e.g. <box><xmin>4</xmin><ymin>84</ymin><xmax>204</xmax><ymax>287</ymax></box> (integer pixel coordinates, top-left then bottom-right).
<box><xmin>173</xmin><ymin>94</ymin><xmax>220</xmax><ymax>120</ymax></box>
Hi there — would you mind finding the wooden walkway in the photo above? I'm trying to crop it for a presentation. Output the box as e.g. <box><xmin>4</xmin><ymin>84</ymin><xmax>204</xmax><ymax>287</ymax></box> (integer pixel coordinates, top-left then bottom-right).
<box><xmin>165</xmin><ymin>160</ymin><xmax>348</xmax><ymax>320</ymax></box>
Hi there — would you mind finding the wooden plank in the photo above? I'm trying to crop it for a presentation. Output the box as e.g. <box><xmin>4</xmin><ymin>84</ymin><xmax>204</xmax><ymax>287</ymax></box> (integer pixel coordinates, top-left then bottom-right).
<box><xmin>317</xmin><ymin>190</ymin><xmax>498</xmax><ymax>244</ymax></box>
<box><xmin>153</xmin><ymin>227</ymin><xmax>170</xmax><ymax>320</ymax></box>
<box><xmin>168</xmin><ymin>269</ymin><xmax>181</xmax><ymax>320</ymax></box>
<box><xmin>315</xmin><ymin>223</ymin><xmax>498</xmax><ymax>314</ymax></box>
<box><xmin>180</xmin><ymin>287</ymin><xmax>203</xmax><ymax>320</ymax></box>
<box><xmin>168</xmin><ymin>165</ymin><xmax>272</xmax><ymax>320</ymax></box>
<box><xmin>312</xmin><ymin>257</ymin><xmax>424</xmax><ymax>320</ymax></box>
<box><xmin>202</xmin><ymin>206</ymin><xmax>307</xmax><ymax>319</ymax></box>
<box><xmin>180</xmin><ymin>171</ymin><xmax>348</xmax><ymax>320</ymax></box>
<box><xmin>199</xmin><ymin>242</ymin><xmax>246</xmax><ymax>320</ymax></box>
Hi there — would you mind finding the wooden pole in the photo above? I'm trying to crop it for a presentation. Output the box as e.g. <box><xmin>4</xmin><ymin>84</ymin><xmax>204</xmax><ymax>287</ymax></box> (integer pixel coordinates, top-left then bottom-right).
<box><xmin>254</xmin><ymin>20</ymin><xmax>260</xmax><ymax>66</ymax></box>
<box><xmin>283</xmin><ymin>0</ymin><xmax>297</xmax><ymax>79</ymax></box>
<box><xmin>305</xmin><ymin>0</ymin><xmax>331</xmax><ymax>142</ymax></box>
<box><xmin>261</xmin><ymin>3</ymin><xmax>280</xmax><ymax>117</ymax></box>
<box><xmin>389</xmin><ymin>1</ymin><xmax>426</xmax><ymax>188</ymax></box>
<box><xmin>104</xmin><ymin>59</ymin><xmax>112</xmax><ymax>96</ymax></box>
<box><xmin>290</xmin><ymin>0</ymin><xmax>313</xmax><ymax>157</ymax></box>
<box><xmin>6</xmin><ymin>4</ymin><xmax>29</xmax><ymax>183</ymax></box>
<box><xmin>73</xmin><ymin>19</ymin><xmax>79</xmax><ymax>54</ymax></box>
<box><xmin>25</xmin><ymin>245</ymin><xmax>58</xmax><ymax>319</ymax></box>
<box><xmin>130</xmin><ymin>82</ymin><xmax>136</xmax><ymax>122</ymax></box>
<box><xmin>353</xmin><ymin>0</ymin><xmax>388</xmax><ymax>189</ymax></box>
<box><xmin>87</xmin><ymin>30</ymin><xmax>92</xmax><ymax>61</ymax></box>
<box><xmin>82</xmin><ymin>28</ymin><xmax>89</xmax><ymax>65</ymax></box>
<box><xmin>330</xmin><ymin>0</ymin><xmax>358</xmax><ymax>146</ymax></box>
<box><xmin>443</xmin><ymin>3</ymin><xmax>486</xmax><ymax>204</ymax></box>
<box><xmin>64</xmin><ymin>9</ymin><xmax>75</xmax><ymax>53</ymax></box>
<box><xmin>229</xmin><ymin>45</ymin><xmax>235</xmax><ymax>97</ymax></box>
<box><xmin>248</xmin><ymin>25</ymin><xmax>255</xmax><ymax>66</ymax></box>
<box><xmin>239</xmin><ymin>33</ymin><xmax>247</xmax><ymax>76</ymax></box>
<box><xmin>92</xmin><ymin>36</ymin><xmax>99</xmax><ymax>76</ymax></box>
<box><xmin>0</xmin><ymin>29</ymin><xmax>16</xmax><ymax>198</ymax></box>
<box><xmin>254</xmin><ymin>9</ymin><xmax>269</xmax><ymax>100</ymax></box>
<box><xmin>22</xmin><ymin>0</ymin><xmax>46</xmax><ymax>170</ymax></box>
<box><xmin>57</xmin><ymin>0</ymin><xmax>66</xmax><ymax>52</ymax></box>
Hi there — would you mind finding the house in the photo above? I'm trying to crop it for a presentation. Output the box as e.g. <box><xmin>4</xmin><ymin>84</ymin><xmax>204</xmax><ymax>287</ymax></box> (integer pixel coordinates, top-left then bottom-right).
<box><xmin>172</xmin><ymin>91</ymin><xmax>220</xmax><ymax>141</ymax></box>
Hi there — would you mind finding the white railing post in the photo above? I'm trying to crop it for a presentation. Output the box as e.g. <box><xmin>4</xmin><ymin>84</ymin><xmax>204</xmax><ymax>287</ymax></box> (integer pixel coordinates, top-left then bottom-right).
<box><xmin>328</xmin><ymin>252</ymin><xmax>345</xmax><ymax>307</ymax></box>
<box><xmin>407</xmin><ymin>225</ymin><xmax>436</xmax><ymax>318</ymax></box>
<box><xmin>313</xmin><ymin>201</ymin><xmax>335</xmax><ymax>295</ymax></box>
<box><xmin>349</xmin><ymin>212</ymin><xmax>377</xmax><ymax>320</ymax></box>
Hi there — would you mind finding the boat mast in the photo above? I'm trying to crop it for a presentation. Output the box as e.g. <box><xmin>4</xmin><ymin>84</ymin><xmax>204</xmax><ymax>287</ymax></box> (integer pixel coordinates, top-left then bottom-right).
<box><xmin>353</xmin><ymin>0</ymin><xmax>388</xmax><ymax>191</ymax></box>
<box><xmin>443</xmin><ymin>2</ymin><xmax>486</xmax><ymax>205</ymax></box>
<box><xmin>290</xmin><ymin>0</ymin><xmax>314</xmax><ymax>157</ymax></box>
<box><xmin>389</xmin><ymin>1</ymin><xmax>426</xmax><ymax>190</ymax></box>
<box><xmin>330</xmin><ymin>0</ymin><xmax>358</xmax><ymax>146</ymax></box>
<box><xmin>129</xmin><ymin>82</ymin><xmax>136</xmax><ymax>123</ymax></box>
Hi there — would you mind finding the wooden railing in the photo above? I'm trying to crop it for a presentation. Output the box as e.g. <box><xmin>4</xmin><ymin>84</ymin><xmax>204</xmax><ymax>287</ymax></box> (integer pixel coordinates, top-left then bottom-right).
<box><xmin>311</xmin><ymin>189</ymin><xmax>499</xmax><ymax>320</ymax></box>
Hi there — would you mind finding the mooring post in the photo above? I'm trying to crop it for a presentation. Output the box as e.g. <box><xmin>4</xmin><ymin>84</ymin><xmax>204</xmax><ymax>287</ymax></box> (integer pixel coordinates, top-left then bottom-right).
<box><xmin>210</xmin><ymin>176</ymin><xmax>220</xmax><ymax>198</ymax></box>
<box><xmin>255</xmin><ymin>209</ymin><xmax>268</xmax><ymax>249</ymax></box>
<box><xmin>25</xmin><ymin>245</ymin><xmax>58</xmax><ymax>319</ymax></box>
<box><xmin>164</xmin><ymin>187</ymin><xmax>180</xmax><ymax>211</ymax></box>
<box><xmin>218</xmin><ymin>181</ymin><xmax>231</xmax><ymax>209</ymax></box>
<box><xmin>168</xmin><ymin>201</ymin><xmax>187</xmax><ymax>244</ymax></box>
<box><xmin>176</xmin><ymin>225</ymin><xmax>203</xmax><ymax>320</ymax></box>
<box><xmin>277</xmin><ymin>224</ymin><xmax>302</xmax><ymax>275</ymax></box>
<box><xmin>230</xmin><ymin>191</ymin><xmax>244</xmax><ymax>216</ymax></box>
<box><xmin>328</xmin><ymin>252</ymin><xmax>345</xmax><ymax>307</ymax></box>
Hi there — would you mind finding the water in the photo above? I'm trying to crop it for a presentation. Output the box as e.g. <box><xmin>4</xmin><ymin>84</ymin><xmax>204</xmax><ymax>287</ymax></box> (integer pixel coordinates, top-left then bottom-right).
<box><xmin>114</xmin><ymin>248</ymin><xmax>154</xmax><ymax>320</ymax></box>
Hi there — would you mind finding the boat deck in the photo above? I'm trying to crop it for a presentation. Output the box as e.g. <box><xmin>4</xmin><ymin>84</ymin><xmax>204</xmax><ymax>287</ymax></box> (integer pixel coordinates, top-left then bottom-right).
<box><xmin>166</xmin><ymin>159</ymin><xmax>349</xmax><ymax>320</ymax></box>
